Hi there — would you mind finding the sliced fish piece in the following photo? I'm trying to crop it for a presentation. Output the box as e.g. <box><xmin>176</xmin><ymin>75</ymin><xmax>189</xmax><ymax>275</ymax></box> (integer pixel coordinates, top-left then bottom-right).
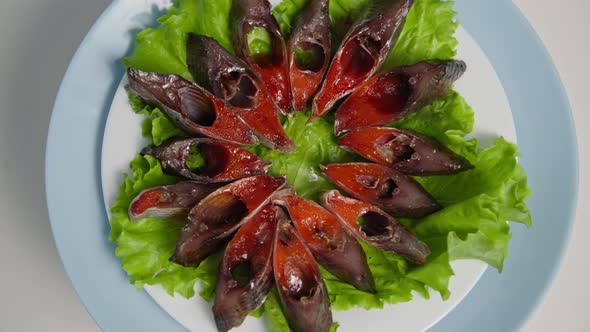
<box><xmin>321</xmin><ymin>163</ymin><xmax>440</xmax><ymax>218</ymax></box>
<box><xmin>288</xmin><ymin>0</ymin><xmax>331</xmax><ymax>112</ymax></box>
<box><xmin>334</xmin><ymin>60</ymin><xmax>467</xmax><ymax>134</ymax></box>
<box><xmin>187</xmin><ymin>34</ymin><xmax>294</xmax><ymax>152</ymax></box>
<box><xmin>311</xmin><ymin>0</ymin><xmax>413</xmax><ymax>120</ymax></box>
<box><xmin>213</xmin><ymin>204</ymin><xmax>278</xmax><ymax>332</ymax></box>
<box><xmin>321</xmin><ymin>190</ymin><xmax>430</xmax><ymax>265</ymax></box>
<box><xmin>273</xmin><ymin>216</ymin><xmax>333</xmax><ymax>332</ymax></box>
<box><xmin>126</xmin><ymin>68</ymin><xmax>256</xmax><ymax>145</ymax></box>
<box><xmin>142</xmin><ymin>137</ymin><xmax>271</xmax><ymax>183</ymax></box>
<box><xmin>339</xmin><ymin>127</ymin><xmax>473</xmax><ymax>175</ymax></box>
<box><xmin>231</xmin><ymin>0</ymin><xmax>292</xmax><ymax>114</ymax></box>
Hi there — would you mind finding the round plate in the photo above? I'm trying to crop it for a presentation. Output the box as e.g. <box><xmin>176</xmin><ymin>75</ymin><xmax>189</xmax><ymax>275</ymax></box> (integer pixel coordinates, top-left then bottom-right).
<box><xmin>45</xmin><ymin>0</ymin><xmax>578</xmax><ymax>331</ymax></box>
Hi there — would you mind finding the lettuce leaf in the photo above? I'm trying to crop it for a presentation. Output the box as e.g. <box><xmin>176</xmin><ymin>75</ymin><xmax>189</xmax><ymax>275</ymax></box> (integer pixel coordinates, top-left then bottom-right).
<box><xmin>111</xmin><ymin>0</ymin><xmax>532</xmax><ymax>331</ymax></box>
<box><xmin>254</xmin><ymin>112</ymin><xmax>356</xmax><ymax>201</ymax></box>
<box><xmin>247</xmin><ymin>27</ymin><xmax>274</xmax><ymax>58</ymax></box>
<box><xmin>263</xmin><ymin>289</ymin><xmax>291</xmax><ymax>332</ymax></box>
<box><xmin>414</xmin><ymin>156</ymin><xmax>532</xmax><ymax>270</ymax></box>
<box><xmin>393</xmin><ymin>90</ymin><xmax>477</xmax><ymax>159</ymax></box>
<box><xmin>123</xmin><ymin>0</ymin><xmax>234</xmax><ymax>80</ymax></box>
<box><xmin>384</xmin><ymin>0</ymin><xmax>459</xmax><ymax>68</ymax></box>
<box><xmin>186</xmin><ymin>146</ymin><xmax>207</xmax><ymax>171</ymax></box>
<box><xmin>127</xmin><ymin>91</ymin><xmax>186</xmax><ymax>146</ymax></box>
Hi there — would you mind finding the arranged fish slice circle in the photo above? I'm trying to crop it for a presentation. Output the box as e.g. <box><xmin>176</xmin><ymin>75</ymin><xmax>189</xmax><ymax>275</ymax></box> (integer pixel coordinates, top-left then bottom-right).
<box><xmin>339</xmin><ymin>127</ymin><xmax>474</xmax><ymax>175</ymax></box>
<box><xmin>142</xmin><ymin>137</ymin><xmax>271</xmax><ymax>183</ymax></box>
<box><xmin>321</xmin><ymin>190</ymin><xmax>431</xmax><ymax>265</ymax></box>
<box><xmin>119</xmin><ymin>0</ymin><xmax>481</xmax><ymax>330</ymax></box>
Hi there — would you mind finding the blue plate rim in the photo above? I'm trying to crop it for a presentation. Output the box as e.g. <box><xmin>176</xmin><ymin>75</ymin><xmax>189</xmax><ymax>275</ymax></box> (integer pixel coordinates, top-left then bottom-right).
<box><xmin>45</xmin><ymin>0</ymin><xmax>579</xmax><ymax>331</ymax></box>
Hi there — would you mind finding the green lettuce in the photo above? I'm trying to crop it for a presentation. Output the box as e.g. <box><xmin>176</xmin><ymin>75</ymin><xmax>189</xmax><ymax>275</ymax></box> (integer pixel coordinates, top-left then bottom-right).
<box><xmin>247</xmin><ymin>27</ymin><xmax>274</xmax><ymax>58</ymax></box>
<box><xmin>112</xmin><ymin>0</ymin><xmax>532</xmax><ymax>331</ymax></box>
<box><xmin>186</xmin><ymin>146</ymin><xmax>207</xmax><ymax>171</ymax></box>
<box><xmin>127</xmin><ymin>91</ymin><xmax>186</xmax><ymax>146</ymax></box>
<box><xmin>254</xmin><ymin>112</ymin><xmax>356</xmax><ymax>201</ymax></box>
<box><xmin>385</xmin><ymin>0</ymin><xmax>459</xmax><ymax>68</ymax></box>
<box><xmin>263</xmin><ymin>289</ymin><xmax>291</xmax><ymax>332</ymax></box>
<box><xmin>294</xmin><ymin>47</ymin><xmax>317</xmax><ymax>68</ymax></box>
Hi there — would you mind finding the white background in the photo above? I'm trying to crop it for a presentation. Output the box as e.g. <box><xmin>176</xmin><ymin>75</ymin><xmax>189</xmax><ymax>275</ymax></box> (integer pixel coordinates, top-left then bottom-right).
<box><xmin>0</xmin><ymin>0</ymin><xmax>587</xmax><ymax>331</ymax></box>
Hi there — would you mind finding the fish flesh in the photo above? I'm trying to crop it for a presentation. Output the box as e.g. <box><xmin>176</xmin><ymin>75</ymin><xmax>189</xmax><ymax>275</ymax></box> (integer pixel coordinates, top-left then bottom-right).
<box><xmin>273</xmin><ymin>216</ymin><xmax>333</xmax><ymax>332</ymax></box>
<box><xmin>321</xmin><ymin>190</ymin><xmax>430</xmax><ymax>265</ymax></box>
<box><xmin>231</xmin><ymin>0</ymin><xmax>292</xmax><ymax>114</ymax></box>
<box><xmin>334</xmin><ymin>60</ymin><xmax>467</xmax><ymax>134</ymax></box>
<box><xmin>288</xmin><ymin>0</ymin><xmax>331</xmax><ymax>112</ymax></box>
<box><xmin>273</xmin><ymin>189</ymin><xmax>375</xmax><ymax>292</ymax></box>
<box><xmin>126</xmin><ymin>68</ymin><xmax>256</xmax><ymax>145</ymax></box>
<box><xmin>213</xmin><ymin>204</ymin><xmax>278</xmax><ymax>332</ymax></box>
<box><xmin>142</xmin><ymin>137</ymin><xmax>271</xmax><ymax>183</ymax></box>
<box><xmin>171</xmin><ymin>175</ymin><xmax>286</xmax><ymax>267</ymax></box>
<box><xmin>128</xmin><ymin>181</ymin><xmax>219</xmax><ymax>221</ymax></box>
<box><xmin>321</xmin><ymin>163</ymin><xmax>440</xmax><ymax>218</ymax></box>
<box><xmin>339</xmin><ymin>127</ymin><xmax>473</xmax><ymax>175</ymax></box>
<box><xmin>187</xmin><ymin>34</ymin><xmax>294</xmax><ymax>152</ymax></box>
<box><xmin>311</xmin><ymin>0</ymin><xmax>413</xmax><ymax>120</ymax></box>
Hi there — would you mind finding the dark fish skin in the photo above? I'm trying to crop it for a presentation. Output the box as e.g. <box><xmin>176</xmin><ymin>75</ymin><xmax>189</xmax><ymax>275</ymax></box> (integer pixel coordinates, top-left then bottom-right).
<box><xmin>339</xmin><ymin>127</ymin><xmax>474</xmax><ymax>175</ymax></box>
<box><xmin>187</xmin><ymin>34</ymin><xmax>294</xmax><ymax>152</ymax></box>
<box><xmin>288</xmin><ymin>0</ymin><xmax>331</xmax><ymax>112</ymax></box>
<box><xmin>321</xmin><ymin>163</ymin><xmax>441</xmax><ymax>218</ymax></box>
<box><xmin>171</xmin><ymin>175</ymin><xmax>286</xmax><ymax>267</ymax></box>
<box><xmin>142</xmin><ymin>137</ymin><xmax>271</xmax><ymax>183</ymax></box>
<box><xmin>273</xmin><ymin>216</ymin><xmax>333</xmax><ymax>332</ymax></box>
<box><xmin>334</xmin><ymin>60</ymin><xmax>467</xmax><ymax>134</ymax></box>
<box><xmin>231</xmin><ymin>0</ymin><xmax>292</xmax><ymax>115</ymax></box>
<box><xmin>273</xmin><ymin>189</ymin><xmax>375</xmax><ymax>293</ymax></box>
<box><xmin>128</xmin><ymin>181</ymin><xmax>219</xmax><ymax>222</ymax></box>
<box><xmin>213</xmin><ymin>204</ymin><xmax>278</xmax><ymax>332</ymax></box>
<box><xmin>126</xmin><ymin>68</ymin><xmax>256</xmax><ymax>145</ymax></box>
<box><xmin>321</xmin><ymin>190</ymin><xmax>430</xmax><ymax>265</ymax></box>
<box><xmin>311</xmin><ymin>0</ymin><xmax>413</xmax><ymax>121</ymax></box>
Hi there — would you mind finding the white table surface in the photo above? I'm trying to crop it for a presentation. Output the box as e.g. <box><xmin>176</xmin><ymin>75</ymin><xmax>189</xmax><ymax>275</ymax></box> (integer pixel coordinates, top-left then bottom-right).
<box><xmin>0</xmin><ymin>0</ymin><xmax>587</xmax><ymax>331</ymax></box>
